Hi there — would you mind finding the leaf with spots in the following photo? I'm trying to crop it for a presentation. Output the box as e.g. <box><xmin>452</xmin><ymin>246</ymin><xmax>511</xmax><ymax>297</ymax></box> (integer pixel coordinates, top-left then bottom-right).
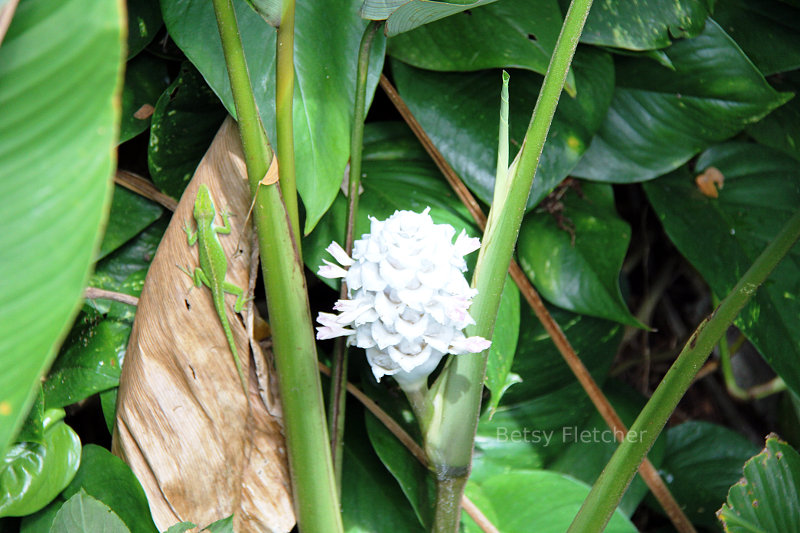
<box><xmin>718</xmin><ymin>433</ymin><xmax>800</xmax><ymax>532</ymax></box>
<box><xmin>644</xmin><ymin>142</ymin><xmax>800</xmax><ymax>396</ymax></box>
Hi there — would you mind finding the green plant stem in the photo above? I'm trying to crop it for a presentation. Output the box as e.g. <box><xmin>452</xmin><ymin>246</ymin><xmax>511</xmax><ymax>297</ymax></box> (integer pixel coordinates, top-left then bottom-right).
<box><xmin>568</xmin><ymin>209</ymin><xmax>800</xmax><ymax>533</ymax></box>
<box><xmin>424</xmin><ymin>0</ymin><xmax>594</xmax><ymax>530</ymax></box>
<box><xmin>276</xmin><ymin>0</ymin><xmax>299</xmax><ymax>241</ymax></box>
<box><xmin>211</xmin><ymin>1</ymin><xmax>343</xmax><ymax>531</ymax></box>
<box><xmin>328</xmin><ymin>21</ymin><xmax>381</xmax><ymax>496</ymax></box>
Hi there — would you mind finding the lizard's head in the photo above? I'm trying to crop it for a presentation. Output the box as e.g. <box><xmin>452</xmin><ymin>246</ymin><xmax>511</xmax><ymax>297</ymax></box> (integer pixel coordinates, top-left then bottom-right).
<box><xmin>194</xmin><ymin>184</ymin><xmax>216</xmax><ymax>222</ymax></box>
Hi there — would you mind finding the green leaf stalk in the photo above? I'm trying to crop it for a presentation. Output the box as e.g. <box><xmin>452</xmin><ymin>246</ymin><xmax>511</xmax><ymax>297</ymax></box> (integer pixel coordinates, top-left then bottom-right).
<box><xmin>211</xmin><ymin>0</ymin><xmax>343</xmax><ymax>531</ymax></box>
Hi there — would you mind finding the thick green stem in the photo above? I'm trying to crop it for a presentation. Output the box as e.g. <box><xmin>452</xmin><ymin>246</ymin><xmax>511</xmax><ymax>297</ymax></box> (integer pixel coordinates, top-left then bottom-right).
<box><xmin>433</xmin><ymin>474</ymin><xmax>469</xmax><ymax>533</ymax></box>
<box><xmin>328</xmin><ymin>21</ymin><xmax>381</xmax><ymax>495</ymax></box>
<box><xmin>424</xmin><ymin>1</ymin><xmax>594</xmax><ymax>530</ymax></box>
<box><xmin>568</xmin><ymin>209</ymin><xmax>800</xmax><ymax>532</ymax></box>
<box><xmin>211</xmin><ymin>1</ymin><xmax>343</xmax><ymax>531</ymax></box>
<box><xmin>426</xmin><ymin>0</ymin><xmax>593</xmax><ymax>472</ymax></box>
<box><xmin>276</xmin><ymin>0</ymin><xmax>299</xmax><ymax>240</ymax></box>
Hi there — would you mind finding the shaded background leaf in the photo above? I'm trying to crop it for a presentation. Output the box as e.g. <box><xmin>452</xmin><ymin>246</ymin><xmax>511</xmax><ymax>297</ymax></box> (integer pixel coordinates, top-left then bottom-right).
<box><xmin>362</xmin><ymin>0</ymin><xmax>497</xmax><ymax>37</ymax></box>
<box><xmin>49</xmin><ymin>490</ymin><xmax>129</xmax><ymax>533</ymax></box>
<box><xmin>644</xmin><ymin>142</ymin><xmax>800</xmax><ymax>396</ymax></box>
<box><xmin>390</xmin><ymin>47</ymin><xmax>613</xmax><ymax>211</ymax></box>
<box><xmin>517</xmin><ymin>181</ymin><xmax>639</xmax><ymax>326</ymax></box>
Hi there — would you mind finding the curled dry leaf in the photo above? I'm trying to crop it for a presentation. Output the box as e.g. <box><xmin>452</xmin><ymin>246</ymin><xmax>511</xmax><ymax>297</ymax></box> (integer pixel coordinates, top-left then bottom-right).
<box><xmin>112</xmin><ymin>117</ymin><xmax>294</xmax><ymax>532</ymax></box>
<box><xmin>695</xmin><ymin>166</ymin><xmax>724</xmax><ymax>198</ymax></box>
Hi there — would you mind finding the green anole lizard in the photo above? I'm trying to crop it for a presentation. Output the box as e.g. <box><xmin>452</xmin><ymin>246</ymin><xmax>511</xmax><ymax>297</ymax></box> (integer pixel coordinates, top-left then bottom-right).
<box><xmin>179</xmin><ymin>183</ymin><xmax>250</xmax><ymax>404</ymax></box>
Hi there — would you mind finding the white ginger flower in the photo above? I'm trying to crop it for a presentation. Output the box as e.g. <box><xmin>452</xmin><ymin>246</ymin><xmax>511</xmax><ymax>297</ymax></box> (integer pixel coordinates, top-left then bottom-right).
<box><xmin>316</xmin><ymin>208</ymin><xmax>491</xmax><ymax>390</ymax></box>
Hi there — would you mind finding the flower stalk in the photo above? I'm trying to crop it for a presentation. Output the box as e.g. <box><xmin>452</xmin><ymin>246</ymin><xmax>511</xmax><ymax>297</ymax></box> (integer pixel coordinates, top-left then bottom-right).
<box><xmin>211</xmin><ymin>1</ymin><xmax>343</xmax><ymax>531</ymax></box>
<box><xmin>568</xmin><ymin>208</ymin><xmax>800</xmax><ymax>532</ymax></box>
<box><xmin>423</xmin><ymin>0</ymin><xmax>595</xmax><ymax>529</ymax></box>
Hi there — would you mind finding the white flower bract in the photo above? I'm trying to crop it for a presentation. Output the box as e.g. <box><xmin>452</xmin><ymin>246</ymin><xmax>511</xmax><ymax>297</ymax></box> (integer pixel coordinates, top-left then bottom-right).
<box><xmin>315</xmin><ymin>208</ymin><xmax>491</xmax><ymax>390</ymax></box>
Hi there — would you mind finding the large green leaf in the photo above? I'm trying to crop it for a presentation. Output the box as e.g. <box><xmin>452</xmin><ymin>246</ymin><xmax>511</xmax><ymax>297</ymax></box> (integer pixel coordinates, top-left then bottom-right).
<box><xmin>148</xmin><ymin>61</ymin><xmax>227</xmax><ymax>200</ymax></box>
<box><xmin>49</xmin><ymin>490</ymin><xmax>129</xmax><ymax>533</ymax></box>
<box><xmin>362</xmin><ymin>0</ymin><xmax>497</xmax><ymax>37</ymax></box>
<box><xmin>472</xmin><ymin>307</ymin><xmax>622</xmax><ymax>476</ymax></box>
<box><xmin>714</xmin><ymin>0</ymin><xmax>800</xmax><ymax>76</ymax></box>
<box><xmin>391</xmin><ymin>47</ymin><xmax>614</xmax><ymax>211</ymax></box>
<box><xmin>655</xmin><ymin>421</ymin><xmax>758</xmax><ymax>528</ymax></box>
<box><xmin>42</xmin><ymin>314</ymin><xmax>127</xmax><ymax>409</ymax></box>
<box><xmin>62</xmin><ymin>445</ymin><xmax>157</xmax><ymax>533</ymax></box>
<box><xmin>517</xmin><ymin>181</ymin><xmax>639</xmax><ymax>326</ymax></box>
<box><xmin>387</xmin><ymin>0</ymin><xmax>574</xmax><ymax>91</ymax></box>
<box><xmin>574</xmin><ymin>0</ymin><xmax>712</xmax><ymax>50</ymax></box>
<box><xmin>548</xmin><ymin>382</ymin><xmax>666</xmax><ymax>517</ymax></box>
<box><xmin>342</xmin><ymin>414</ymin><xmax>424</xmax><ymax>533</ymax></box>
<box><xmin>464</xmin><ymin>471</ymin><xmax>637</xmax><ymax>532</ymax></box>
<box><xmin>119</xmin><ymin>53</ymin><xmax>169</xmax><ymax>144</ymax></box>
<box><xmin>364</xmin><ymin>412</ymin><xmax>434</xmax><ymax>529</ymax></box>
<box><xmin>161</xmin><ymin>0</ymin><xmax>386</xmax><ymax>233</ymax></box>
<box><xmin>97</xmin><ymin>186</ymin><xmax>163</xmax><ymax>260</ymax></box>
<box><xmin>747</xmin><ymin>71</ymin><xmax>800</xmax><ymax>162</ymax></box>
<box><xmin>0</xmin><ymin>0</ymin><xmax>124</xmax><ymax>452</ymax></box>
<box><xmin>643</xmin><ymin>142</ymin><xmax>800</xmax><ymax>396</ymax></box>
<box><xmin>0</xmin><ymin>410</ymin><xmax>80</xmax><ymax>518</ymax></box>
<box><xmin>718</xmin><ymin>434</ymin><xmax>800</xmax><ymax>532</ymax></box>
<box><xmin>125</xmin><ymin>0</ymin><xmax>162</xmax><ymax>59</ymax></box>
<box><xmin>572</xmin><ymin>19</ymin><xmax>791</xmax><ymax>183</ymax></box>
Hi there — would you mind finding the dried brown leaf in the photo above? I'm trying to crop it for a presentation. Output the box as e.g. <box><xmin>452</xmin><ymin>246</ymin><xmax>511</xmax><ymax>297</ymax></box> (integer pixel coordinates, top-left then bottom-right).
<box><xmin>112</xmin><ymin>118</ymin><xmax>294</xmax><ymax>533</ymax></box>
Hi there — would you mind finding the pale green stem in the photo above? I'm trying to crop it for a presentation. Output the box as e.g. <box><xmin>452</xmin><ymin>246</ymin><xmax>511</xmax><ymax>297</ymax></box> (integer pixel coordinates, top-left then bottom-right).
<box><xmin>568</xmin><ymin>209</ymin><xmax>800</xmax><ymax>532</ymax></box>
<box><xmin>211</xmin><ymin>1</ymin><xmax>343</xmax><ymax>531</ymax></box>
<box><xmin>276</xmin><ymin>0</ymin><xmax>299</xmax><ymax>242</ymax></box>
<box><xmin>328</xmin><ymin>21</ymin><xmax>382</xmax><ymax>495</ymax></box>
<box><xmin>425</xmin><ymin>1</ymin><xmax>594</xmax><ymax>531</ymax></box>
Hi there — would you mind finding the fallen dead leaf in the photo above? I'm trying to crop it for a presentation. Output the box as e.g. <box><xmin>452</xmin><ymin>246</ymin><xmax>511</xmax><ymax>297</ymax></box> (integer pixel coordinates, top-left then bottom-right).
<box><xmin>112</xmin><ymin>117</ymin><xmax>294</xmax><ymax>533</ymax></box>
<box><xmin>695</xmin><ymin>166</ymin><xmax>724</xmax><ymax>198</ymax></box>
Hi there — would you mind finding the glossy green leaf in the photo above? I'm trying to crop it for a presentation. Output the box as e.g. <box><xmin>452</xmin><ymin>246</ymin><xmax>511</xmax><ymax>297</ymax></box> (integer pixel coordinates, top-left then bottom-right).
<box><xmin>0</xmin><ymin>0</ymin><xmax>124</xmax><ymax>454</ymax></box>
<box><xmin>62</xmin><ymin>445</ymin><xmax>157</xmax><ymax>533</ymax></box>
<box><xmin>387</xmin><ymin>0</ymin><xmax>574</xmax><ymax>92</ymax></box>
<box><xmin>643</xmin><ymin>142</ymin><xmax>800</xmax><ymax>396</ymax></box>
<box><xmin>362</xmin><ymin>0</ymin><xmax>497</xmax><ymax>37</ymax></box>
<box><xmin>161</xmin><ymin>0</ymin><xmax>386</xmax><ymax>233</ymax></box>
<box><xmin>244</xmin><ymin>0</ymin><xmax>280</xmax><ymax>26</ymax></box>
<box><xmin>19</xmin><ymin>497</ymin><xmax>64</xmax><ymax>533</ymax></box>
<box><xmin>718</xmin><ymin>434</ymin><xmax>800</xmax><ymax>532</ymax></box>
<box><xmin>391</xmin><ymin>47</ymin><xmax>614</xmax><ymax>210</ymax></box>
<box><xmin>49</xmin><ymin>490</ymin><xmax>129</xmax><ymax>533</ymax></box>
<box><xmin>342</xmin><ymin>415</ymin><xmax>424</xmax><ymax>533</ymax></box>
<box><xmin>654</xmin><ymin>421</ymin><xmax>758</xmax><ymax>528</ymax></box>
<box><xmin>484</xmin><ymin>276</ymin><xmax>521</xmax><ymax>417</ymax></box>
<box><xmin>15</xmin><ymin>388</ymin><xmax>44</xmax><ymax>445</ymax></box>
<box><xmin>364</xmin><ymin>412</ymin><xmax>434</xmax><ymax>529</ymax></box>
<box><xmin>0</xmin><ymin>410</ymin><xmax>80</xmax><ymax>518</ymax></box>
<box><xmin>714</xmin><ymin>0</ymin><xmax>800</xmax><ymax>75</ymax></box>
<box><xmin>43</xmin><ymin>316</ymin><xmax>127</xmax><ymax>409</ymax></box>
<box><xmin>472</xmin><ymin>307</ymin><xmax>623</xmax><ymax>477</ymax></box>
<box><xmin>572</xmin><ymin>19</ymin><xmax>792</xmax><ymax>183</ymax></box>
<box><xmin>467</xmin><ymin>471</ymin><xmax>637</xmax><ymax>532</ymax></box>
<box><xmin>148</xmin><ymin>62</ymin><xmax>227</xmax><ymax>200</ymax></box>
<box><xmin>162</xmin><ymin>522</ymin><xmax>196</xmax><ymax>533</ymax></box>
<box><xmin>119</xmin><ymin>53</ymin><xmax>169</xmax><ymax>144</ymax></box>
<box><xmin>549</xmin><ymin>382</ymin><xmax>666</xmax><ymax>517</ymax></box>
<box><xmin>747</xmin><ymin>71</ymin><xmax>800</xmax><ymax>162</ymax></box>
<box><xmin>575</xmin><ymin>0</ymin><xmax>712</xmax><ymax>50</ymax></box>
<box><xmin>517</xmin><ymin>181</ymin><xmax>639</xmax><ymax>326</ymax></box>
<box><xmin>100</xmin><ymin>389</ymin><xmax>117</xmax><ymax>437</ymax></box>
<box><xmin>461</xmin><ymin>483</ymin><xmax>499</xmax><ymax>533</ymax></box>
<box><xmin>91</xmin><ymin>219</ymin><xmax>166</xmax><ymax>292</ymax></box>
<box><xmin>126</xmin><ymin>0</ymin><xmax>163</xmax><ymax>59</ymax></box>
<box><xmin>98</xmin><ymin>186</ymin><xmax>163</xmax><ymax>260</ymax></box>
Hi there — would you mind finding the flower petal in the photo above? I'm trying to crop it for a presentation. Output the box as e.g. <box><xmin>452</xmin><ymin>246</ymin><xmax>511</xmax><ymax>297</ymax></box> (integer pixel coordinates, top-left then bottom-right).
<box><xmin>326</xmin><ymin>241</ymin><xmax>354</xmax><ymax>266</ymax></box>
<box><xmin>450</xmin><ymin>335</ymin><xmax>492</xmax><ymax>354</ymax></box>
<box><xmin>318</xmin><ymin>259</ymin><xmax>348</xmax><ymax>279</ymax></box>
